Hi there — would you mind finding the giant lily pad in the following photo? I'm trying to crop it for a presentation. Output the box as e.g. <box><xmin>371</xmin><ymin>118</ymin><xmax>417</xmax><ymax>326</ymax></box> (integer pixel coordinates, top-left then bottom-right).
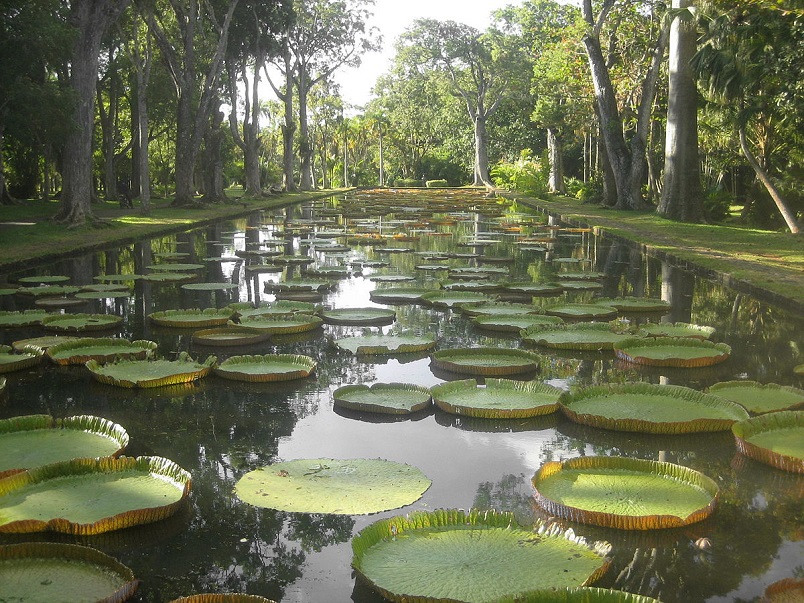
<box><xmin>369</xmin><ymin>288</ymin><xmax>435</xmax><ymax>304</ymax></box>
<box><xmin>93</xmin><ymin>274</ymin><xmax>143</xmax><ymax>282</ymax></box>
<box><xmin>532</xmin><ymin>456</ymin><xmax>719</xmax><ymax>530</ymax></box>
<box><xmin>560</xmin><ymin>383</ymin><xmax>749</xmax><ymax>433</ymax></box>
<box><xmin>0</xmin><ymin>310</ymin><xmax>52</xmax><ymax>327</ymax></box>
<box><xmin>46</xmin><ymin>338</ymin><xmax>158</xmax><ymax>365</ymax></box>
<box><xmin>592</xmin><ymin>298</ymin><xmax>671</xmax><ymax>313</ymax></box>
<box><xmin>16</xmin><ymin>285</ymin><xmax>81</xmax><ymax>297</ymax></box>
<box><xmin>545</xmin><ymin>304</ymin><xmax>618</xmax><ymax>320</ymax></box>
<box><xmin>352</xmin><ymin>509</ymin><xmax>611</xmax><ymax>603</ymax></box>
<box><xmin>86</xmin><ymin>353</ymin><xmax>216</xmax><ymax>388</ymax></box>
<box><xmin>0</xmin><ymin>414</ymin><xmax>129</xmax><ymax>478</ymax></box>
<box><xmin>614</xmin><ymin>337</ymin><xmax>731</xmax><ymax>368</ymax></box>
<box><xmin>181</xmin><ymin>282</ymin><xmax>239</xmax><ymax>291</ymax></box>
<box><xmin>0</xmin><ymin>542</ymin><xmax>139</xmax><ymax>603</ymax></box>
<box><xmin>41</xmin><ymin>313</ymin><xmax>123</xmax><ymax>332</ymax></box>
<box><xmin>421</xmin><ymin>291</ymin><xmax>496</xmax><ymax>310</ymax></box>
<box><xmin>320</xmin><ymin>307</ymin><xmax>396</xmax><ymax>326</ymax></box>
<box><xmin>140</xmin><ymin>272</ymin><xmax>198</xmax><ymax>283</ymax></box>
<box><xmin>732</xmin><ymin>411</ymin><xmax>803</xmax><ymax>473</ymax></box>
<box><xmin>369</xmin><ymin>275</ymin><xmax>416</xmax><ymax>283</ymax></box>
<box><xmin>0</xmin><ymin>344</ymin><xmax>44</xmax><ymax>374</ymax></box>
<box><xmin>0</xmin><ymin>455</ymin><xmax>191</xmax><ymax>534</ymax></box>
<box><xmin>431</xmin><ymin>347</ymin><xmax>540</xmax><ymax>376</ymax></box>
<box><xmin>707</xmin><ymin>381</ymin><xmax>804</xmax><ymax>414</ymax></box>
<box><xmin>502</xmin><ymin>282</ymin><xmax>565</xmax><ymax>296</ymax></box>
<box><xmin>191</xmin><ymin>327</ymin><xmax>271</xmax><ymax>347</ymax></box>
<box><xmin>237</xmin><ymin>314</ymin><xmax>323</xmax><ymax>334</ymax></box>
<box><xmin>214</xmin><ymin>354</ymin><xmax>316</xmax><ymax>382</ymax></box>
<box><xmin>458</xmin><ymin>301</ymin><xmax>544</xmax><ymax>317</ymax></box>
<box><xmin>264</xmin><ymin>279</ymin><xmax>334</xmax><ymax>292</ymax></box>
<box><xmin>235</xmin><ymin>458</ymin><xmax>431</xmax><ymax>515</ymax></box>
<box><xmin>169</xmin><ymin>595</ymin><xmax>275</xmax><ymax>603</ymax></box>
<box><xmin>506</xmin><ymin>589</ymin><xmax>660</xmax><ymax>603</ymax></box>
<box><xmin>431</xmin><ymin>378</ymin><xmax>562</xmax><ymax>419</ymax></box>
<box><xmin>145</xmin><ymin>263</ymin><xmax>205</xmax><ymax>272</ymax></box>
<box><xmin>333</xmin><ymin>383</ymin><xmax>433</xmax><ymax>414</ymax></box>
<box><xmin>11</xmin><ymin>335</ymin><xmax>82</xmax><ymax>352</ymax></box>
<box><xmin>638</xmin><ymin>322</ymin><xmax>715</xmax><ymax>340</ymax></box>
<box><xmin>17</xmin><ymin>275</ymin><xmax>71</xmax><ymax>284</ymax></box>
<box><xmin>228</xmin><ymin>300</ymin><xmax>318</xmax><ymax>319</ymax></box>
<box><xmin>521</xmin><ymin>323</ymin><xmax>635</xmax><ymax>351</ymax></box>
<box><xmin>332</xmin><ymin>334</ymin><xmax>436</xmax><ymax>355</ymax></box>
<box><xmin>148</xmin><ymin>308</ymin><xmax>234</xmax><ymax>328</ymax></box>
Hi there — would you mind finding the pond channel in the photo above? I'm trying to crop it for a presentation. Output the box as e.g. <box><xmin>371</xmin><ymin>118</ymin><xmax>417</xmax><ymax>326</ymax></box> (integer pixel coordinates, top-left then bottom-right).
<box><xmin>0</xmin><ymin>189</ymin><xmax>802</xmax><ymax>602</ymax></box>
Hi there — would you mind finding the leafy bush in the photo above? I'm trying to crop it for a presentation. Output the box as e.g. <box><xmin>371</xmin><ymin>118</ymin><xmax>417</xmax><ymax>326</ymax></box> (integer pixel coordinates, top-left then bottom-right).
<box><xmin>490</xmin><ymin>150</ymin><xmax>548</xmax><ymax>197</ymax></box>
<box><xmin>426</xmin><ymin>179</ymin><xmax>448</xmax><ymax>188</ymax></box>
<box><xmin>566</xmin><ymin>177</ymin><xmax>603</xmax><ymax>203</ymax></box>
<box><xmin>393</xmin><ymin>178</ymin><xmax>425</xmax><ymax>188</ymax></box>
<box><xmin>420</xmin><ymin>155</ymin><xmax>470</xmax><ymax>186</ymax></box>
<box><xmin>703</xmin><ymin>187</ymin><xmax>734</xmax><ymax>223</ymax></box>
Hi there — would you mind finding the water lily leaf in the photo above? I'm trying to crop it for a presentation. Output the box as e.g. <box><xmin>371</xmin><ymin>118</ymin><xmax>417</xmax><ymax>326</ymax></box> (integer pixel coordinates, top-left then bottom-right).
<box><xmin>431</xmin><ymin>347</ymin><xmax>540</xmax><ymax>376</ymax></box>
<box><xmin>237</xmin><ymin>314</ymin><xmax>323</xmax><ymax>334</ymax></box>
<box><xmin>502</xmin><ymin>282</ymin><xmax>565</xmax><ymax>296</ymax></box>
<box><xmin>235</xmin><ymin>458</ymin><xmax>431</xmax><ymax>515</ymax></box>
<box><xmin>556</xmin><ymin>272</ymin><xmax>606</xmax><ymax>281</ymax></box>
<box><xmin>11</xmin><ymin>335</ymin><xmax>82</xmax><ymax>352</ymax></box>
<box><xmin>0</xmin><ymin>310</ymin><xmax>52</xmax><ymax>327</ymax></box>
<box><xmin>0</xmin><ymin>344</ymin><xmax>44</xmax><ymax>374</ymax></box>
<box><xmin>148</xmin><ymin>308</ymin><xmax>234</xmax><ymax>328</ymax></box>
<box><xmin>0</xmin><ymin>414</ymin><xmax>129</xmax><ymax>478</ymax></box>
<box><xmin>732</xmin><ymin>411</ymin><xmax>803</xmax><ymax>473</ymax></box>
<box><xmin>16</xmin><ymin>285</ymin><xmax>81</xmax><ymax>297</ymax></box>
<box><xmin>560</xmin><ymin>281</ymin><xmax>604</xmax><ymax>291</ymax></box>
<box><xmin>0</xmin><ymin>288</ymin><xmax>19</xmax><ymax>296</ymax></box>
<box><xmin>352</xmin><ymin>509</ymin><xmax>611</xmax><ymax>603</ymax></box>
<box><xmin>181</xmin><ymin>282</ymin><xmax>239</xmax><ymax>291</ymax></box>
<box><xmin>271</xmin><ymin>255</ymin><xmax>315</xmax><ymax>265</ymax></box>
<box><xmin>74</xmin><ymin>290</ymin><xmax>131</xmax><ymax>299</ymax></box>
<box><xmin>243</xmin><ymin>264</ymin><xmax>284</xmax><ymax>274</ymax></box>
<box><xmin>593</xmin><ymin>298</ymin><xmax>672</xmax><ymax>313</ymax></box>
<box><xmin>521</xmin><ymin>323</ymin><xmax>635</xmax><ymax>350</ymax></box>
<box><xmin>438</xmin><ymin>588</ymin><xmax>660</xmax><ymax>603</ymax></box>
<box><xmin>17</xmin><ymin>275</ymin><xmax>70</xmax><ymax>284</ymax></box>
<box><xmin>421</xmin><ymin>291</ymin><xmax>496</xmax><ymax>310</ymax></box>
<box><xmin>154</xmin><ymin>252</ymin><xmax>190</xmax><ymax>259</ymax></box>
<box><xmin>214</xmin><ymin>354</ymin><xmax>316</xmax><ymax>382</ymax></box>
<box><xmin>144</xmin><ymin>263</ymin><xmax>205</xmax><ymax>272</ymax></box>
<box><xmin>369</xmin><ymin>288</ymin><xmax>435</xmax><ymax>304</ymax></box>
<box><xmin>0</xmin><ymin>542</ymin><xmax>139</xmax><ymax>603</ymax></box>
<box><xmin>707</xmin><ymin>381</ymin><xmax>804</xmax><ymax>414</ymax></box>
<box><xmin>41</xmin><ymin>313</ymin><xmax>123</xmax><ymax>333</ymax></box>
<box><xmin>0</xmin><ymin>456</ymin><xmax>191</xmax><ymax>535</ymax></box>
<box><xmin>228</xmin><ymin>300</ymin><xmax>319</xmax><ymax>319</ymax></box>
<box><xmin>169</xmin><ymin>595</ymin><xmax>276</xmax><ymax>603</ymax></box>
<box><xmin>369</xmin><ymin>274</ymin><xmax>416</xmax><ymax>283</ymax></box>
<box><xmin>333</xmin><ymin>334</ymin><xmax>436</xmax><ymax>355</ymax></box>
<box><xmin>431</xmin><ymin>378</ymin><xmax>562</xmax><ymax>419</ymax></box>
<box><xmin>545</xmin><ymin>304</ymin><xmax>618</xmax><ymax>320</ymax></box>
<box><xmin>333</xmin><ymin>383</ymin><xmax>432</xmax><ymax>414</ymax></box>
<box><xmin>140</xmin><ymin>272</ymin><xmax>198</xmax><ymax>283</ymax></box>
<box><xmin>191</xmin><ymin>327</ymin><xmax>271</xmax><ymax>347</ymax></box>
<box><xmin>638</xmin><ymin>322</ymin><xmax>715</xmax><ymax>340</ymax></box>
<box><xmin>46</xmin><ymin>338</ymin><xmax>157</xmax><ymax>365</ymax></box>
<box><xmin>320</xmin><ymin>307</ymin><xmax>396</xmax><ymax>326</ymax></box>
<box><xmin>86</xmin><ymin>353</ymin><xmax>216</xmax><ymax>388</ymax></box>
<box><xmin>561</xmin><ymin>383</ymin><xmax>749</xmax><ymax>433</ymax></box>
<box><xmin>532</xmin><ymin>456</ymin><xmax>719</xmax><ymax>530</ymax></box>
<box><xmin>458</xmin><ymin>301</ymin><xmax>545</xmax><ymax>317</ymax></box>
<box><xmin>614</xmin><ymin>337</ymin><xmax>731</xmax><ymax>368</ymax></box>
<box><xmin>264</xmin><ymin>279</ymin><xmax>334</xmax><ymax>292</ymax></box>
<box><xmin>93</xmin><ymin>274</ymin><xmax>143</xmax><ymax>282</ymax></box>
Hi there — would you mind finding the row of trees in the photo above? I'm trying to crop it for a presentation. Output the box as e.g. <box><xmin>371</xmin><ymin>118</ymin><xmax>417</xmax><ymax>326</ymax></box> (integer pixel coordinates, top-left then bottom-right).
<box><xmin>1</xmin><ymin>0</ymin><xmax>802</xmax><ymax>232</ymax></box>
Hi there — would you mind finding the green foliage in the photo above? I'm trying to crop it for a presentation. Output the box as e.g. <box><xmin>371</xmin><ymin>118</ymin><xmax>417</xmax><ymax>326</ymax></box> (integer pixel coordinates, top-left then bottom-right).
<box><xmin>566</xmin><ymin>178</ymin><xmax>602</xmax><ymax>203</ymax></box>
<box><xmin>425</xmin><ymin>179</ymin><xmax>448</xmax><ymax>188</ymax></box>
<box><xmin>491</xmin><ymin>150</ymin><xmax>548</xmax><ymax>197</ymax></box>
<box><xmin>703</xmin><ymin>188</ymin><xmax>734</xmax><ymax>223</ymax></box>
<box><xmin>393</xmin><ymin>178</ymin><xmax>424</xmax><ymax>187</ymax></box>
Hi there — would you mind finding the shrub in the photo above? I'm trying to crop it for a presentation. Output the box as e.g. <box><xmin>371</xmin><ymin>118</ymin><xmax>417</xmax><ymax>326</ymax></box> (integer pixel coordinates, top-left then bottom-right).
<box><xmin>703</xmin><ymin>187</ymin><xmax>734</xmax><ymax>223</ymax></box>
<box><xmin>425</xmin><ymin>179</ymin><xmax>448</xmax><ymax>188</ymax></box>
<box><xmin>490</xmin><ymin>150</ymin><xmax>548</xmax><ymax>197</ymax></box>
<box><xmin>393</xmin><ymin>178</ymin><xmax>425</xmax><ymax>188</ymax></box>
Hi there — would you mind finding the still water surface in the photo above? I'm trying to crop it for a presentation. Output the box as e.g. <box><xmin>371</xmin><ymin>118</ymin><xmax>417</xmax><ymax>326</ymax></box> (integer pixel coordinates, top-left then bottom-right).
<box><xmin>0</xmin><ymin>191</ymin><xmax>802</xmax><ymax>602</ymax></box>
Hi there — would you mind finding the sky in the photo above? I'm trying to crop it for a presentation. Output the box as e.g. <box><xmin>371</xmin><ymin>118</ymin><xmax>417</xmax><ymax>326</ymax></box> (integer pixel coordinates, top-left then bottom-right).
<box><xmin>332</xmin><ymin>0</ymin><xmax>519</xmax><ymax>108</ymax></box>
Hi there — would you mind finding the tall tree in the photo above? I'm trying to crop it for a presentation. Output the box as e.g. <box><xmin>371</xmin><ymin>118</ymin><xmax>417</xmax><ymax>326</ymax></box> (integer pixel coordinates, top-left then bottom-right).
<box><xmin>658</xmin><ymin>0</ymin><xmax>704</xmax><ymax>222</ymax></box>
<box><xmin>53</xmin><ymin>0</ymin><xmax>131</xmax><ymax>225</ymax></box>
<box><xmin>264</xmin><ymin>38</ymin><xmax>297</xmax><ymax>191</ymax></box>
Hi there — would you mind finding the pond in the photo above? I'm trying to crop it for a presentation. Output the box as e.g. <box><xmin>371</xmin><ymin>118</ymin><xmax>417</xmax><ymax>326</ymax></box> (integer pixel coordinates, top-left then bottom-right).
<box><xmin>0</xmin><ymin>189</ymin><xmax>802</xmax><ymax>603</ymax></box>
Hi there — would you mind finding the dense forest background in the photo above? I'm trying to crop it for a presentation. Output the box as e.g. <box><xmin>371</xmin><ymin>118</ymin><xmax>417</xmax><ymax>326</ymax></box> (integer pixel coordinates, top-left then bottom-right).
<box><xmin>0</xmin><ymin>0</ymin><xmax>801</xmax><ymax>232</ymax></box>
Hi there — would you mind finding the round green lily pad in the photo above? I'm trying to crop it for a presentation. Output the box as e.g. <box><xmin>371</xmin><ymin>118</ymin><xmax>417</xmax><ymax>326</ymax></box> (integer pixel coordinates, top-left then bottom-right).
<box><xmin>333</xmin><ymin>383</ymin><xmax>433</xmax><ymax>414</ymax></box>
<box><xmin>421</xmin><ymin>291</ymin><xmax>496</xmax><ymax>310</ymax></box>
<box><xmin>0</xmin><ymin>415</ymin><xmax>129</xmax><ymax>478</ymax></box>
<box><xmin>235</xmin><ymin>458</ymin><xmax>431</xmax><ymax>515</ymax></box>
<box><xmin>16</xmin><ymin>285</ymin><xmax>81</xmax><ymax>297</ymax></box>
<box><xmin>17</xmin><ymin>275</ymin><xmax>70</xmax><ymax>284</ymax></box>
<box><xmin>555</xmin><ymin>281</ymin><xmax>603</xmax><ymax>291</ymax></box>
<box><xmin>145</xmin><ymin>263</ymin><xmax>205</xmax><ymax>272</ymax></box>
<box><xmin>593</xmin><ymin>298</ymin><xmax>672</xmax><ymax>313</ymax></box>
<box><xmin>0</xmin><ymin>288</ymin><xmax>19</xmax><ymax>296</ymax></box>
<box><xmin>431</xmin><ymin>347</ymin><xmax>540</xmax><ymax>376</ymax></box>
<box><xmin>560</xmin><ymin>383</ymin><xmax>749</xmax><ymax>433</ymax></box>
<box><xmin>431</xmin><ymin>378</ymin><xmax>562</xmax><ymax>419</ymax></box>
<box><xmin>46</xmin><ymin>338</ymin><xmax>157</xmax><ymax>365</ymax></box>
<box><xmin>320</xmin><ymin>307</ymin><xmax>396</xmax><ymax>326</ymax></box>
<box><xmin>502</xmin><ymin>282</ymin><xmax>565</xmax><ymax>296</ymax></box>
<box><xmin>369</xmin><ymin>275</ymin><xmax>416</xmax><ymax>283</ymax></box>
<box><xmin>458</xmin><ymin>301</ymin><xmax>544</xmax><ymax>317</ymax></box>
<box><xmin>556</xmin><ymin>272</ymin><xmax>605</xmax><ymax>280</ymax></box>
<box><xmin>264</xmin><ymin>279</ymin><xmax>334</xmax><ymax>292</ymax></box>
<box><xmin>11</xmin><ymin>335</ymin><xmax>82</xmax><ymax>352</ymax></box>
<box><xmin>271</xmin><ymin>255</ymin><xmax>315</xmax><ymax>265</ymax></box>
<box><xmin>181</xmin><ymin>282</ymin><xmax>239</xmax><ymax>291</ymax></box>
<box><xmin>238</xmin><ymin>314</ymin><xmax>323</xmax><ymax>334</ymax></box>
<box><xmin>521</xmin><ymin>323</ymin><xmax>635</xmax><ymax>350</ymax></box>
<box><xmin>93</xmin><ymin>274</ymin><xmax>143</xmax><ymax>282</ymax></box>
<box><xmin>638</xmin><ymin>322</ymin><xmax>715</xmax><ymax>340</ymax></box>
<box><xmin>470</xmin><ymin>314</ymin><xmax>562</xmax><ymax>333</ymax></box>
<box><xmin>332</xmin><ymin>334</ymin><xmax>436</xmax><ymax>355</ymax></box>
<box><xmin>532</xmin><ymin>456</ymin><xmax>719</xmax><ymax>530</ymax></box>
<box><xmin>707</xmin><ymin>381</ymin><xmax>804</xmax><ymax>414</ymax></box>
<box><xmin>614</xmin><ymin>337</ymin><xmax>731</xmax><ymax>368</ymax></box>
<box><xmin>732</xmin><ymin>411</ymin><xmax>803</xmax><ymax>473</ymax></box>
<box><xmin>140</xmin><ymin>272</ymin><xmax>198</xmax><ymax>283</ymax></box>
<box><xmin>148</xmin><ymin>308</ymin><xmax>234</xmax><ymax>328</ymax></box>
<box><xmin>0</xmin><ymin>345</ymin><xmax>44</xmax><ymax>374</ymax></box>
<box><xmin>74</xmin><ymin>290</ymin><xmax>132</xmax><ymax>299</ymax></box>
<box><xmin>0</xmin><ymin>542</ymin><xmax>139</xmax><ymax>603</ymax></box>
<box><xmin>214</xmin><ymin>354</ymin><xmax>316</xmax><ymax>382</ymax></box>
<box><xmin>352</xmin><ymin>509</ymin><xmax>611</xmax><ymax>603</ymax></box>
<box><xmin>41</xmin><ymin>313</ymin><xmax>123</xmax><ymax>333</ymax></box>
<box><xmin>169</xmin><ymin>595</ymin><xmax>275</xmax><ymax>603</ymax></box>
<box><xmin>0</xmin><ymin>310</ymin><xmax>52</xmax><ymax>327</ymax></box>
<box><xmin>369</xmin><ymin>288</ymin><xmax>435</xmax><ymax>304</ymax></box>
<box><xmin>0</xmin><ymin>455</ymin><xmax>191</xmax><ymax>535</ymax></box>
<box><xmin>228</xmin><ymin>300</ymin><xmax>318</xmax><ymax>320</ymax></box>
<box><xmin>192</xmin><ymin>327</ymin><xmax>271</xmax><ymax>347</ymax></box>
<box><xmin>34</xmin><ymin>297</ymin><xmax>86</xmax><ymax>309</ymax></box>
<box><xmin>545</xmin><ymin>304</ymin><xmax>618</xmax><ymax>320</ymax></box>
<box><xmin>86</xmin><ymin>353</ymin><xmax>216</xmax><ymax>388</ymax></box>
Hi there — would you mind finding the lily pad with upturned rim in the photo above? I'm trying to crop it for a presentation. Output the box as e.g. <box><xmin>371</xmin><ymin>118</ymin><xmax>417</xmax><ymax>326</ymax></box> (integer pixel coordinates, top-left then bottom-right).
<box><xmin>332</xmin><ymin>334</ymin><xmax>436</xmax><ymax>356</ymax></box>
<box><xmin>93</xmin><ymin>274</ymin><xmax>143</xmax><ymax>282</ymax></box>
<box><xmin>85</xmin><ymin>353</ymin><xmax>216</xmax><ymax>388</ymax></box>
<box><xmin>237</xmin><ymin>314</ymin><xmax>323</xmax><ymax>334</ymax></box>
<box><xmin>0</xmin><ymin>455</ymin><xmax>191</xmax><ymax>535</ymax></box>
<box><xmin>369</xmin><ymin>274</ymin><xmax>416</xmax><ymax>283</ymax></box>
<box><xmin>707</xmin><ymin>381</ymin><xmax>804</xmax><ymax>414</ymax></box>
<box><xmin>592</xmin><ymin>298</ymin><xmax>672</xmax><ymax>313</ymax></box>
<box><xmin>532</xmin><ymin>456</ymin><xmax>719</xmax><ymax>530</ymax></box>
<box><xmin>192</xmin><ymin>327</ymin><xmax>271</xmax><ymax>347</ymax></box>
<box><xmin>521</xmin><ymin>323</ymin><xmax>635</xmax><ymax>351</ymax></box>
<box><xmin>0</xmin><ymin>310</ymin><xmax>52</xmax><ymax>327</ymax></box>
<box><xmin>228</xmin><ymin>300</ymin><xmax>319</xmax><ymax>319</ymax></box>
<box><xmin>0</xmin><ymin>345</ymin><xmax>44</xmax><ymax>374</ymax></box>
<box><xmin>16</xmin><ymin>285</ymin><xmax>81</xmax><ymax>297</ymax></box>
<box><xmin>148</xmin><ymin>308</ymin><xmax>234</xmax><ymax>328</ymax></box>
<box><xmin>458</xmin><ymin>301</ymin><xmax>544</xmax><ymax>318</ymax></box>
<box><xmin>614</xmin><ymin>337</ymin><xmax>731</xmax><ymax>368</ymax></box>
<box><xmin>235</xmin><ymin>458</ymin><xmax>431</xmax><ymax>515</ymax></box>
<box><xmin>74</xmin><ymin>290</ymin><xmax>132</xmax><ymax>299</ymax></box>
<box><xmin>560</xmin><ymin>383</ymin><xmax>749</xmax><ymax>433</ymax></box>
<box><xmin>369</xmin><ymin>288</ymin><xmax>435</xmax><ymax>304</ymax></box>
<box><xmin>333</xmin><ymin>383</ymin><xmax>433</xmax><ymax>415</ymax></box>
<box><xmin>168</xmin><ymin>595</ymin><xmax>276</xmax><ymax>603</ymax></box>
<box><xmin>496</xmin><ymin>588</ymin><xmax>660</xmax><ymax>603</ymax></box>
<box><xmin>17</xmin><ymin>275</ymin><xmax>71</xmax><ymax>284</ymax></box>
<box><xmin>264</xmin><ymin>279</ymin><xmax>335</xmax><ymax>292</ymax></box>
<box><xmin>731</xmin><ymin>411</ymin><xmax>803</xmax><ymax>473</ymax></box>
<box><xmin>11</xmin><ymin>335</ymin><xmax>83</xmax><ymax>352</ymax></box>
<box><xmin>46</xmin><ymin>338</ymin><xmax>158</xmax><ymax>365</ymax></box>
<box><xmin>214</xmin><ymin>354</ymin><xmax>316</xmax><ymax>382</ymax></box>
<box><xmin>320</xmin><ymin>307</ymin><xmax>396</xmax><ymax>326</ymax></box>
<box><xmin>431</xmin><ymin>378</ymin><xmax>562</xmax><ymax>419</ymax></box>
<box><xmin>638</xmin><ymin>322</ymin><xmax>715</xmax><ymax>340</ymax></box>
<box><xmin>545</xmin><ymin>304</ymin><xmax>618</xmax><ymax>320</ymax></box>
<box><xmin>0</xmin><ymin>414</ymin><xmax>129</xmax><ymax>478</ymax></box>
<box><xmin>181</xmin><ymin>282</ymin><xmax>239</xmax><ymax>291</ymax></box>
<box><xmin>144</xmin><ymin>263</ymin><xmax>205</xmax><ymax>272</ymax></box>
<box><xmin>501</xmin><ymin>282</ymin><xmax>565</xmax><ymax>296</ymax></box>
<box><xmin>140</xmin><ymin>272</ymin><xmax>198</xmax><ymax>283</ymax></box>
<box><xmin>0</xmin><ymin>542</ymin><xmax>140</xmax><ymax>603</ymax></box>
<box><xmin>41</xmin><ymin>313</ymin><xmax>123</xmax><ymax>333</ymax></box>
<box><xmin>430</xmin><ymin>347</ymin><xmax>540</xmax><ymax>377</ymax></box>
<box><xmin>352</xmin><ymin>509</ymin><xmax>612</xmax><ymax>603</ymax></box>
<box><xmin>420</xmin><ymin>291</ymin><xmax>496</xmax><ymax>310</ymax></box>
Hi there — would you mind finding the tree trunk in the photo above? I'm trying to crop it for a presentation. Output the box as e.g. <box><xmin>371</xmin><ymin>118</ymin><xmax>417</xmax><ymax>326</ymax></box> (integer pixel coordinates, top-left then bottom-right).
<box><xmin>203</xmin><ymin>107</ymin><xmax>226</xmax><ymax>202</ymax></box>
<box><xmin>274</xmin><ymin>47</ymin><xmax>297</xmax><ymax>192</ymax></box>
<box><xmin>136</xmin><ymin>54</ymin><xmax>151</xmax><ymax>213</ymax></box>
<box><xmin>658</xmin><ymin>1</ymin><xmax>703</xmax><ymax>223</ymax></box>
<box><xmin>472</xmin><ymin>114</ymin><xmax>492</xmax><ymax>187</ymax></box>
<box><xmin>173</xmin><ymin>88</ymin><xmax>197</xmax><ymax>205</ymax></box>
<box><xmin>547</xmin><ymin>127</ymin><xmax>565</xmax><ymax>194</ymax></box>
<box><xmin>0</xmin><ymin>121</ymin><xmax>16</xmax><ymax>204</ymax></box>
<box><xmin>297</xmin><ymin>69</ymin><xmax>313</xmax><ymax>190</ymax></box>
<box><xmin>227</xmin><ymin>56</ymin><xmax>263</xmax><ymax>197</ymax></box>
